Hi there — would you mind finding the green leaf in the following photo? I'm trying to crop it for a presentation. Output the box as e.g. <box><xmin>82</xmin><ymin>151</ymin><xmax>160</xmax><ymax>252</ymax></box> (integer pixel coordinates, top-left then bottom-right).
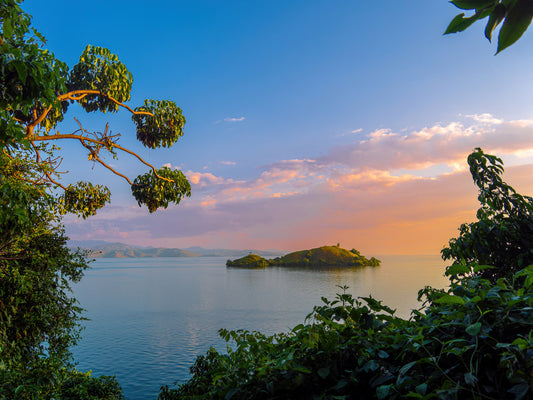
<box><xmin>13</xmin><ymin>62</ymin><xmax>28</xmax><ymax>84</ymax></box>
<box><xmin>292</xmin><ymin>324</ymin><xmax>304</xmax><ymax>332</ymax></box>
<box><xmin>497</xmin><ymin>0</ymin><xmax>533</xmax><ymax>53</ymax></box>
<box><xmin>508</xmin><ymin>383</ymin><xmax>530</xmax><ymax>399</ymax></box>
<box><xmin>516</xmin><ymin>265</ymin><xmax>533</xmax><ymax>287</ymax></box>
<box><xmin>433</xmin><ymin>294</ymin><xmax>466</xmax><ymax>305</ymax></box>
<box><xmin>317</xmin><ymin>367</ymin><xmax>330</xmax><ymax>379</ymax></box>
<box><xmin>3</xmin><ymin>20</ymin><xmax>13</xmax><ymax>37</ymax></box>
<box><xmin>485</xmin><ymin>4</ymin><xmax>506</xmax><ymax>41</ymax></box>
<box><xmin>415</xmin><ymin>383</ymin><xmax>428</xmax><ymax>395</ymax></box>
<box><xmin>376</xmin><ymin>385</ymin><xmax>392</xmax><ymax>400</ymax></box>
<box><xmin>446</xmin><ymin>262</ymin><xmax>471</xmax><ymax>276</ymax></box>
<box><xmin>511</xmin><ymin>337</ymin><xmax>529</xmax><ymax>350</ymax></box>
<box><xmin>451</xmin><ymin>0</ymin><xmax>496</xmax><ymax>10</ymax></box>
<box><xmin>377</xmin><ymin>350</ymin><xmax>389</xmax><ymax>359</ymax></box>
<box><xmin>224</xmin><ymin>388</ymin><xmax>239</xmax><ymax>400</ymax></box>
<box><xmin>399</xmin><ymin>361</ymin><xmax>417</xmax><ymax>376</ymax></box>
<box><xmin>466</xmin><ymin>322</ymin><xmax>482</xmax><ymax>336</ymax></box>
<box><xmin>473</xmin><ymin>264</ymin><xmax>494</xmax><ymax>273</ymax></box>
<box><xmin>445</xmin><ymin>13</ymin><xmax>471</xmax><ymax>34</ymax></box>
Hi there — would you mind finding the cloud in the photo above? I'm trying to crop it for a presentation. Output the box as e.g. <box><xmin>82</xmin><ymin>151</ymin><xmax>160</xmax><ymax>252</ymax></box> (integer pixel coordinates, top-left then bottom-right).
<box><xmin>465</xmin><ymin>113</ymin><xmax>504</xmax><ymax>125</ymax></box>
<box><xmin>220</xmin><ymin>161</ymin><xmax>237</xmax><ymax>166</ymax></box>
<box><xmin>185</xmin><ymin>170</ymin><xmax>238</xmax><ymax>187</ymax></box>
<box><xmin>65</xmin><ymin>114</ymin><xmax>533</xmax><ymax>254</ymax></box>
<box><xmin>224</xmin><ymin>117</ymin><xmax>245</xmax><ymax>122</ymax></box>
<box><xmin>320</xmin><ymin>116</ymin><xmax>533</xmax><ymax>174</ymax></box>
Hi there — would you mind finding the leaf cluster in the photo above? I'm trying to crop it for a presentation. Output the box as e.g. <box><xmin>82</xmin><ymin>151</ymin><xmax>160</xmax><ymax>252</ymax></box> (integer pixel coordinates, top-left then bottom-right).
<box><xmin>445</xmin><ymin>0</ymin><xmax>533</xmax><ymax>53</ymax></box>
<box><xmin>131</xmin><ymin>167</ymin><xmax>191</xmax><ymax>213</ymax></box>
<box><xmin>67</xmin><ymin>45</ymin><xmax>132</xmax><ymax>114</ymax></box>
<box><xmin>0</xmin><ymin>175</ymin><xmax>86</xmax><ymax>369</ymax></box>
<box><xmin>442</xmin><ymin>148</ymin><xmax>533</xmax><ymax>282</ymax></box>
<box><xmin>133</xmin><ymin>99</ymin><xmax>186</xmax><ymax>149</ymax></box>
<box><xmin>0</xmin><ymin>362</ymin><xmax>125</xmax><ymax>400</ymax></box>
<box><xmin>0</xmin><ymin>0</ymin><xmax>67</xmax><ymax>147</ymax></box>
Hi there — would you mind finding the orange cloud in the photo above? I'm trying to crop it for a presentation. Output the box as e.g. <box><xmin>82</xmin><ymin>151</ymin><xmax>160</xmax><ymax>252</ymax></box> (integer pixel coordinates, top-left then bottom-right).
<box><xmin>65</xmin><ymin>115</ymin><xmax>533</xmax><ymax>255</ymax></box>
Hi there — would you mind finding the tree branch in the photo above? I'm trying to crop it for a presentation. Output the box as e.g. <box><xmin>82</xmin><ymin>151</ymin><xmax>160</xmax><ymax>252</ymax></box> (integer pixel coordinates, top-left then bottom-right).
<box><xmin>56</xmin><ymin>90</ymin><xmax>154</xmax><ymax>116</ymax></box>
<box><xmin>22</xmin><ymin>93</ymin><xmax>173</xmax><ymax>189</ymax></box>
<box><xmin>30</xmin><ymin>141</ymin><xmax>67</xmax><ymax>191</ymax></box>
<box><xmin>78</xmin><ymin>138</ymin><xmax>134</xmax><ymax>186</ymax></box>
<box><xmin>25</xmin><ymin>90</ymin><xmax>154</xmax><ymax>139</ymax></box>
<box><xmin>31</xmin><ymin>123</ymin><xmax>173</xmax><ymax>184</ymax></box>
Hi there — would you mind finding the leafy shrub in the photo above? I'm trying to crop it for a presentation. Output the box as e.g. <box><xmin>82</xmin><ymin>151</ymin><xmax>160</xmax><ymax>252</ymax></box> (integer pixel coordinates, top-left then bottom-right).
<box><xmin>160</xmin><ymin>273</ymin><xmax>533</xmax><ymax>399</ymax></box>
<box><xmin>442</xmin><ymin>148</ymin><xmax>533</xmax><ymax>283</ymax></box>
<box><xmin>0</xmin><ymin>361</ymin><xmax>124</xmax><ymax>400</ymax></box>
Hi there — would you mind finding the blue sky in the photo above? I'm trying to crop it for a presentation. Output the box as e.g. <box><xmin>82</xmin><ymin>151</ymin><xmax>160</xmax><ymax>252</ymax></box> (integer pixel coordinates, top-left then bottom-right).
<box><xmin>23</xmin><ymin>1</ymin><xmax>533</xmax><ymax>253</ymax></box>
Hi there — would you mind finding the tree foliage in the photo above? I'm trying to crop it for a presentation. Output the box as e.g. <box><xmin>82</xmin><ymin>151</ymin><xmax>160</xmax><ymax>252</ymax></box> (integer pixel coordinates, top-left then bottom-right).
<box><xmin>442</xmin><ymin>148</ymin><xmax>533</xmax><ymax>282</ymax></box>
<box><xmin>445</xmin><ymin>0</ymin><xmax>533</xmax><ymax>53</ymax></box>
<box><xmin>0</xmin><ymin>155</ymin><xmax>124</xmax><ymax>399</ymax></box>
<box><xmin>1</xmin><ymin>0</ymin><xmax>191</xmax><ymax>217</ymax></box>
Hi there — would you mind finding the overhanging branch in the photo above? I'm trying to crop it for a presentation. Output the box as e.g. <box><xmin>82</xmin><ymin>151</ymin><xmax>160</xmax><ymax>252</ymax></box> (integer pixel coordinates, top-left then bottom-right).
<box><xmin>31</xmin><ymin>121</ymin><xmax>173</xmax><ymax>185</ymax></box>
<box><xmin>26</xmin><ymin>89</ymin><xmax>154</xmax><ymax>138</ymax></box>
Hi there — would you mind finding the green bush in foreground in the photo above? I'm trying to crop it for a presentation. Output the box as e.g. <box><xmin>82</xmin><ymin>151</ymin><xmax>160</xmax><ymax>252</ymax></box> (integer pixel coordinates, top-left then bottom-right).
<box><xmin>159</xmin><ymin>271</ymin><xmax>533</xmax><ymax>400</ymax></box>
<box><xmin>0</xmin><ymin>362</ymin><xmax>124</xmax><ymax>400</ymax></box>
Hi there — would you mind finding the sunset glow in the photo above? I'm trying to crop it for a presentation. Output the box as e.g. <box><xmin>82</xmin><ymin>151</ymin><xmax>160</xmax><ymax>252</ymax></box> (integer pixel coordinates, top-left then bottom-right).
<box><xmin>24</xmin><ymin>1</ymin><xmax>533</xmax><ymax>255</ymax></box>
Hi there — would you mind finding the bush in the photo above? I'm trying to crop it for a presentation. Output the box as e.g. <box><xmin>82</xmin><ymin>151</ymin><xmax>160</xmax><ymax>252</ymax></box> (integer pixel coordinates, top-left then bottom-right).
<box><xmin>159</xmin><ymin>273</ymin><xmax>533</xmax><ymax>399</ymax></box>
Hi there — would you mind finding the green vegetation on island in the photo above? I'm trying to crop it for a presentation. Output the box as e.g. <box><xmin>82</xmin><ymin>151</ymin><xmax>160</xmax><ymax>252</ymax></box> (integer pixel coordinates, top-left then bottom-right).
<box><xmin>226</xmin><ymin>254</ymin><xmax>270</xmax><ymax>268</ymax></box>
<box><xmin>226</xmin><ymin>245</ymin><xmax>380</xmax><ymax>268</ymax></box>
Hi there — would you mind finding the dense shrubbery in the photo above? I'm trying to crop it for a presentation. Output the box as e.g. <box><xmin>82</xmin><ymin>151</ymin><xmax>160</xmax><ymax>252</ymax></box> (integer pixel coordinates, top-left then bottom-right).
<box><xmin>159</xmin><ymin>272</ymin><xmax>533</xmax><ymax>399</ymax></box>
<box><xmin>0</xmin><ymin>364</ymin><xmax>125</xmax><ymax>400</ymax></box>
<box><xmin>160</xmin><ymin>150</ymin><xmax>533</xmax><ymax>399</ymax></box>
<box><xmin>0</xmin><ymin>155</ymin><xmax>125</xmax><ymax>399</ymax></box>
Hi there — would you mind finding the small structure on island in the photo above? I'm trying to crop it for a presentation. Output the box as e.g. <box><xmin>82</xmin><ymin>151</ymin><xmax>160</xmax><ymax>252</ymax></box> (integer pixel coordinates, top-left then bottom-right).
<box><xmin>226</xmin><ymin>245</ymin><xmax>380</xmax><ymax>268</ymax></box>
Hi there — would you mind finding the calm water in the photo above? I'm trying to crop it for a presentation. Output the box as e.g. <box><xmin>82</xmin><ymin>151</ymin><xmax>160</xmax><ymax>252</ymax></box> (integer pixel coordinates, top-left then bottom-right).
<box><xmin>71</xmin><ymin>255</ymin><xmax>449</xmax><ymax>400</ymax></box>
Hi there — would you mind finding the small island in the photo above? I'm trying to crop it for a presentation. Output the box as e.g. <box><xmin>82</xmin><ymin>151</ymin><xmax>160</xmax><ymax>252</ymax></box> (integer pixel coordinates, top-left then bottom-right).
<box><xmin>226</xmin><ymin>245</ymin><xmax>380</xmax><ymax>268</ymax></box>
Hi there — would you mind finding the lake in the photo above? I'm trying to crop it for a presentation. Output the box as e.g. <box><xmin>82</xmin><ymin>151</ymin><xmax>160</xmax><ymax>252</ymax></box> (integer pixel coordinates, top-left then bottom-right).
<box><xmin>71</xmin><ymin>255</ymin><xmax>449</xmax><ymax>400</ymax></box>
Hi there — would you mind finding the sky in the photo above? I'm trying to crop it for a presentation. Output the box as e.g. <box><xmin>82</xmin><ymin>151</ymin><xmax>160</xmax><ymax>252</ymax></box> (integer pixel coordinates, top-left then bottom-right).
<box><xmin>22</xmin><ymin>1</ymin><xmax>533</xmax><ymax>255</ymax></box>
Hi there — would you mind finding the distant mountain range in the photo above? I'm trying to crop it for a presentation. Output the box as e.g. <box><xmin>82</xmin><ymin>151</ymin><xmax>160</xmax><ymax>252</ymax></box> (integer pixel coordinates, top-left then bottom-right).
<box><xmin>68</xmin><ymin>240</ymin><xmax>286</xmax><ymax>259</ymax></box>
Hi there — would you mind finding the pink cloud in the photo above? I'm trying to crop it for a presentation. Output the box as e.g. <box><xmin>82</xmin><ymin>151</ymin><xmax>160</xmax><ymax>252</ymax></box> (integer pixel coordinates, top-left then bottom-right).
<box><xmin>65</xmin><ymin>114</ymin><xmax>533</xmax><ymax>255</ymax></box>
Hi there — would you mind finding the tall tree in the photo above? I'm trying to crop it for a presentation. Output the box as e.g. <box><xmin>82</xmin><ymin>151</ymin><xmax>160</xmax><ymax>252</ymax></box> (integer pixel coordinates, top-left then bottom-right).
<box><xmin>0</xmin><ymin>149</ymin><xmax>125</xmax><ymax>399</ymax></box>
<box><xmin>445</xmin><ymin>0</ymin><xmax>533</xmax><ymax>53</ymax></box>
<box><xmin>0</xmin><ymin>0</ymin><xmax>191</xmax><ymax>397</ymax></box>
<box><xmin>1</xmin><ymin>0</ymin><xmax>191</xmax><ymax>217</ymax></box>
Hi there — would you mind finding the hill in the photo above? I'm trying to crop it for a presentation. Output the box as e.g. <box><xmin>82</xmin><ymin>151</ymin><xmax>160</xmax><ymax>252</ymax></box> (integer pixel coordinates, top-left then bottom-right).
<box><xmin>227</xmin><ymin>246</ymin><xmax>380</xmax><ymax>268</ymax></box>
<box><xmin>88</xmin><ymin>245</ymin><xmax>199</xmax><ymax>258</ymax></box>
<box><xmin>68</xmin><ymin>241</ymin><xmax>285</xmax><ymax>259</ymax></box>
<box><xmin>226</xmin><ymin>254</ymin><xmax>270</xmax><ymax>268</ymax></box>
<box><xmin>183</xmin><ymin>247</ymin><xmax>285</xmax><ymax>258</ymax></box>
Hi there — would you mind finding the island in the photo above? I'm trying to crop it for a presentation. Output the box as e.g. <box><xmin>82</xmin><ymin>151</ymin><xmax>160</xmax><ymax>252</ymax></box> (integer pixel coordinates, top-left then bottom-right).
<box><xmin>226</xmin><ymin>245</ymin><xmax>380</xmax><ymax>268</ymax></box>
